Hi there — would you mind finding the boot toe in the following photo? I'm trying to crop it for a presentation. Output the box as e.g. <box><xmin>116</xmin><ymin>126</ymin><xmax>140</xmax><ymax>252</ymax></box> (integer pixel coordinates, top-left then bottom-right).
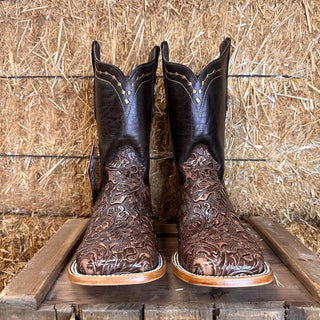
<box><xmin>77</xmin><ymin>246</ymin><xmax>158</xmax><ymax>276</ymax></box>
<box><xmin>180</xmin><ymin>243</ymin><xmax>265</xmax><ymax>277</ymax></box>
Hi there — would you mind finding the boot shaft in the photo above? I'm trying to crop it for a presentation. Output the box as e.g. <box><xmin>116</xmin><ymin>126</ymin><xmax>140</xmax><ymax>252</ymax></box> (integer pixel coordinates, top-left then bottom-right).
<box><xmin>92</xmin><ymin>41</ymin><xmax>160</xmax><ymax>186</ymax></box>
<box><xmin>161</xmin><ymin>38</ymin><xmax>231</xmax><ymax>182</ymax></box>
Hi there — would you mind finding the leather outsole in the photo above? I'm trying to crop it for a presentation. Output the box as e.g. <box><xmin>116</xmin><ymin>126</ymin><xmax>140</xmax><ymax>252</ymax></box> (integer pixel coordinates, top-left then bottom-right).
<box><xmin>68</xmin><ymin>253</ymin><xmax>166</xmax><ymax>286</ymax></box>
<box><xmin>171</xmin><ymin>251</ymin><xmax>274</xmax><ymax>287</ymax></box>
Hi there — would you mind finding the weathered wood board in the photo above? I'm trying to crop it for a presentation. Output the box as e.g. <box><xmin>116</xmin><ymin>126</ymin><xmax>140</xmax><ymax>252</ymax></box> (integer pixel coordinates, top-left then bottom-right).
<box><xmin>0</xmin><ymin>304</ymin><xmax>73</xmax><ymax>320</ymax></box>
<box><xmin>0</xmin><ymin>218</ymin><xmax>88</xmax><ymax>310</ymax></box>
<box><xmin>215</xmin><ymin>302</ymin><xmax>286</xmax><ymax>320</ymax></box>
<box><xmin>249</xmin><ymin>216</ymin><xmax>320</xmax><ymax>304</ymax></box>
<box><xmin>78</xmin><ymin>304</ymin><xmax>143</xmax><ymax>320</ymax></box>
<box><xmin>1</xmin><ymin>217</ymin><xmax>320</xmax><ymax>319</ymax></box>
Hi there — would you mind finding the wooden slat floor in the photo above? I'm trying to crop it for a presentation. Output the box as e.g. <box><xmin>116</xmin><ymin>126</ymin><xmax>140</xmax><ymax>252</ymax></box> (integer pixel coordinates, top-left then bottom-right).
<box><xmin>1</xmin><ymin>219</ymin><xmax>320</xmax><ymax>319</ymax></box>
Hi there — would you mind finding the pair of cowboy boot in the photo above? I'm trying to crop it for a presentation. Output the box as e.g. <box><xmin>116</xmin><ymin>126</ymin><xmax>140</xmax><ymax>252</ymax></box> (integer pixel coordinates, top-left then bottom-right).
<box><xmin>68</xmin><ymin>38</ymin><xmax>273</xmax><ymax>287</ymax></box>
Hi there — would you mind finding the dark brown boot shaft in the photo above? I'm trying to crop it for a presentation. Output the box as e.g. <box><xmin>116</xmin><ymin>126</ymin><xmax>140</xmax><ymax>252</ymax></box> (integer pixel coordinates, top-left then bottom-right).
<box><xmin>92</xmin><ymin>41</ymin><xmax>159</xmax><ymax>187</ymax></box>
<box><xmin>161</xmin><ymin>38</ymin><xmax>230</xmax><ymax>182</ymax></box>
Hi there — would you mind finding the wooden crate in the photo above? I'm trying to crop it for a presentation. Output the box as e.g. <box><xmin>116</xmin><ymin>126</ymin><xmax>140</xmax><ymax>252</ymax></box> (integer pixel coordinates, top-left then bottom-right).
<box><xmin>1</xmin><ymin>217</ymin><xmax>320</xmax><ymax>319</ymax></box>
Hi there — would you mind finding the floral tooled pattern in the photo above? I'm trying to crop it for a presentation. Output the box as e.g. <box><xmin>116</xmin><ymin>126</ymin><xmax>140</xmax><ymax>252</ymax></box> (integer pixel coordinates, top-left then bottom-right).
<box><xmin>75</xmin><ymin>146</ymin><xmax>158</xmax><ymax>275</ymax></box>
<box><xmin>178</xmin><ymin>145</ymin><xmax>265</xmax><ymax>276</ymax></box>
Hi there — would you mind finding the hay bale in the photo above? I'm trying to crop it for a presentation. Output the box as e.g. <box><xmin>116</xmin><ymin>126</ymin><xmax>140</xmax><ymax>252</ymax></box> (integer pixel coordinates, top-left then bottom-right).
<box><xmin>226</xmin><ymin>78</ymin><xmax>319</xmax><ymax>222</ymax></box>
<box><xmin>0</xmin><ymin>0</ymin><xmax>319</xmax><ymax>291</ymax></box>
<box><xmin>285</xmin><ymin>221</ymin><xmax>320</xmax><ymax>256</ymax></box>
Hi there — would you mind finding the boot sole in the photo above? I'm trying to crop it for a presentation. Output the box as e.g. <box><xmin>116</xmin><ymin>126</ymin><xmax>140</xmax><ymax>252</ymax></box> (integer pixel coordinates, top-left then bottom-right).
<box><xmin>171</xmin><ymin>252</ymin><xmax>274</xmax><ymax>287</ymax></box>
<box><xmin>68</xmin><ymin>253</ymin><xmax>166</xmax><ymax>286</ymax></box>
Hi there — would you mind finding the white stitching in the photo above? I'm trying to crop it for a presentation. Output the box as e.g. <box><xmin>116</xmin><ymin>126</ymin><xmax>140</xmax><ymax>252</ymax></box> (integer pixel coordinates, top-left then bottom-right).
<box><xmin>164</xmin><ymin>65</ymin><xmax>224</xmax><ymax>115</ymax></box>
<box><xmin>126</xmin><ymin>78</ymin><xmax>152</xmax><ymax>117</ymax></box>
<box><xmin>95</xmin><ymin>67</ymin><xmax>153</xmax><ymax>117</ymax></box>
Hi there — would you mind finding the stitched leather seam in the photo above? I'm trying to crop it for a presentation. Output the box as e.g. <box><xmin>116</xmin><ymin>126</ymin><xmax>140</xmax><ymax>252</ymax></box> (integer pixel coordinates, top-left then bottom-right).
<box><xmin>165</xmin><ymin>68</ymin><xmax>197</xmax><ymax>92</ymax></box>
<box><xmin>95</xmin><ymin>66</ymin><xmax>152</xmax><ymax>90</ymax></box>
<box><xmin>199</xmin><ymin>74</ymin><xmax>223</xmax><ymax>114</ymax></box>
<box><xmin>95</xmin><ymin>70</ymin><xmax>152</xmax><ymax>117</ymax></box>
<box><xmin>164</xmin><ymin>74</ymin><xmax>199</xmax><ymax>115</ymax></box>
<box><xmin>165</xmin><ymin>66</ymin><xmax>222</xmax><ymax>93</ymax></box>
<box><xmin>126</xmin><ymin>77</ymin><xmax>152</xmax><ymax>117</ymax></box>
<box><xmin>131</xmin><ymin>72</ymin><xmax>152</xmax><ymax>86</ymax></box>
<box><xmin>202</xmin><ymin>67</ymin><xmax>223</xmax><ymax>83</ymax></box>
<box><xmin>95</xmin><ymin>74</ymin><xmax>125</xmax><ymax>114</ymax></box>
<box><xmin>95</xmin><ymin>67</ymin><xmax>125</xmax><ymax>92</ymax></box>
<box><xmin>164</xmin><ymin>67</ymin><xmax>223</xmax><ymax>116</ymax></box>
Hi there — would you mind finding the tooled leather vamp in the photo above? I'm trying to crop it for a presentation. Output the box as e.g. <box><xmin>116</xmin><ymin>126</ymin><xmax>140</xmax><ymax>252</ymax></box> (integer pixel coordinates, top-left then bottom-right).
<box><xmin>177</xmin><ymin>145</ymin><xmax>265</xmax><ymax>277</ymax></box>
<box><xmin>76</xmin><ymin>146</ymin><xmax>158</xmax><ymax>275</ymax></box>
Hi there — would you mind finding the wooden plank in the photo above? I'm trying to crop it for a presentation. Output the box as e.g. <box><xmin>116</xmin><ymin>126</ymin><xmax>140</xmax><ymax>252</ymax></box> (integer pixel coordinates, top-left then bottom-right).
<box><xmin>45</xmin><ymin>226</ymin><xmax>319</xmax><ymax>307</ymax></box>
<box><xmin>145</xmin><ymin>303</ymin><xmax>213</xmax><ymax>320</ymax></box>
<box><xmin>55</xmin><ymin>304</ymin><xmax>75</xmax><ymax>320</ymax></box>
<box><xmin>0</xmin><ymin>219</ymin><xmax>89</xmax><ymax>309</ymax></box>
<box><xmin>216</xmin><ymin>302</ymin><xmax>285</xmax><ymax>320</ymax></box>
<box><xmin>78</xmin><ymin>303</ymin><xmax>142</xmax><ymax>320</ymax></box>
<box><xmin>249</xmin><ymin>216</ymin><xmax>320</xmax><ymax>304</ymax></box>
<box><xmin>0</xmin><ymin>304</ymin><xmax>73</xmax><ymax>320</ymax></box>
<box><xmin>288</xmin><ymin>304</ymin><xmax>320</xmax><ymax>319</ymax></box>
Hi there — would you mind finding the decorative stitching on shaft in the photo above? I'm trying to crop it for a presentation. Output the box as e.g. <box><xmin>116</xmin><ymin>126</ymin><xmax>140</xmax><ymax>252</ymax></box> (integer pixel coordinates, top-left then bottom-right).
<box><xmin>164</xmin><ymin>66</ymin><xmax>223</xmax><ymax>94</ymax></box>
<box><xmin>95</xmin><ymin>67</ymin><xmax>153</xmax><ymax>117</ymax></box>
<box><xmin>125</xmin><ymin>78</ymin><xmax>152</xmax><ymax>117</ymax></box>
<box><xmin>95</xmin><ymin>75</ymin><xmax>126</xmax><ymax>113</ymax></box>
<box><xmin>164</xmin><ymin>66</ymin><xmax>224</xmax><ymax>116</ymax></box>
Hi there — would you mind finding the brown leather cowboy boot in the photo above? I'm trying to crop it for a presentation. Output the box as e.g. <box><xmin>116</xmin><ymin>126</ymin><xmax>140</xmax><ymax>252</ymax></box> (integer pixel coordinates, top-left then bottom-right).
<box><xmin>161</xmin><ymin>38</ymin><xmax>273</xmax><ymax>287</ymax></box>
<box><xmin>68</xmin><ymin>41</ymin><xmax>166</xmax><ymax>285</ymax></box>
